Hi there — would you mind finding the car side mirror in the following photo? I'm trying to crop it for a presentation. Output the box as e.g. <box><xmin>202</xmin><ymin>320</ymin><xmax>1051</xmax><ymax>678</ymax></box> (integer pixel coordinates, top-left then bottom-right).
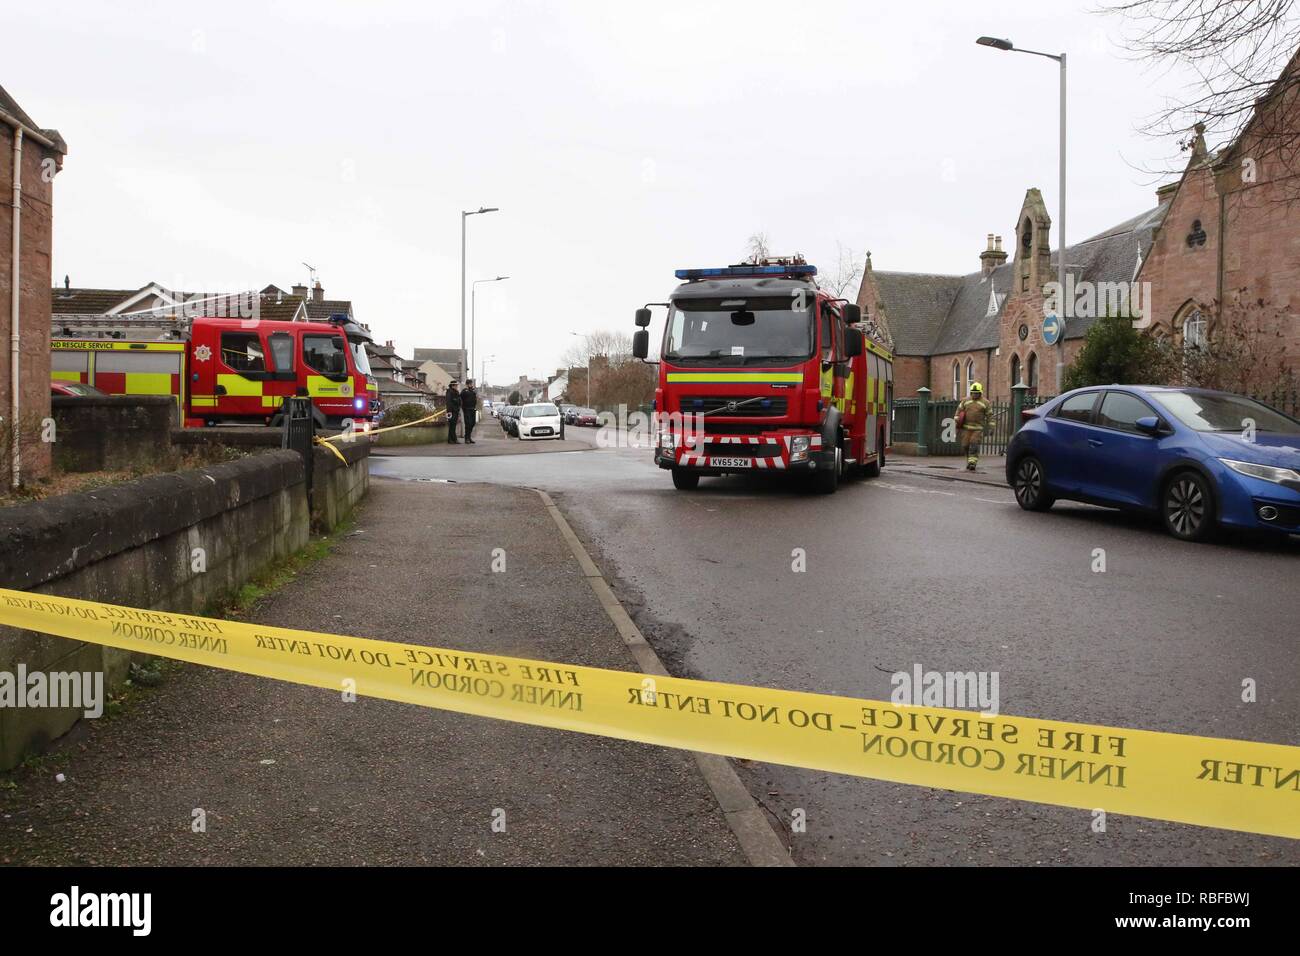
<box><xmin>843</xmin><ymin>303</ymin><xmax>861</xmax><ymax>325</ymax></box>
<box><xmin>844</xmin><ymin>327</ymin><xmax>864</xmax><ymax>358</ymax></box>
<box><xmin>1135</xmin><ymin>416</ymin><xmax>1163</xmax><ymax>436</ymax></box>
<box><xmin>635</xmin><ymin>308</ymin><xmax>652</xmax><ymax>328</ymax></box>
<box><xmin>632</xmin><ymin>329</ymin><xmax>649</xmax><ymax>360</ymax></box>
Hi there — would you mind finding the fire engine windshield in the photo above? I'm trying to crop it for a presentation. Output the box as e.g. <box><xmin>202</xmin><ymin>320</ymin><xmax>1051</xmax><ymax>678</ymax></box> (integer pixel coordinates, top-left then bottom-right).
<box><xmin>663</xmin><ymin>296</ymin><xmax>813</xmax><ymax>365</ymax></box>
<box><xmin>351</xmin><ymin>341</ymin><xmax>373</xmax><ymax>376</ymax></box>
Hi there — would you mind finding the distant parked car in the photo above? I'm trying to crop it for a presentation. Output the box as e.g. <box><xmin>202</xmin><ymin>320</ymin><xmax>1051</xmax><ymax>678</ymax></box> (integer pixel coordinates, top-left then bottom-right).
<box><xmin>51</xmin><ymin>381</ymin><xmax>104</xmax><ymax>397</ymax></box>
<box><xmin>1006</xmin><ymin>385</ymin><xmax>1300</xmax><ymax>542</ymax></box>
<box><xmin>575</xmin><ymin>407</ymin><xmax>598</xmax><ymax>427</ymax></box>
<box><xmin>516</xmin><ymin>403</ymin><xmax>563</xmax><ymax>440</ymax></box>
<box><xmin>560</xmin><ymin>404</ymin><xmax>578</xmax><ymax>425</ymax></box>
<box><xmin>500</xmin><ymin>405</ymin><xmax>520</xmax><ymax>436</ymax></box>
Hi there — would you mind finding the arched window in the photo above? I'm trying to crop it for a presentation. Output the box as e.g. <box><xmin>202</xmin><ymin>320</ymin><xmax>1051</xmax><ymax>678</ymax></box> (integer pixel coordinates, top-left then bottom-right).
<box><xmin>1027</xmin><ymin>352</ymin><xmax>1039</xmax><ymax>394</ymax></box>
<box><xmin>952</xmin><ymin>360</ymin><xmax>961</xmax><ymax>399</ymax></box>
<box><xmin>966</xmin><ymin>359</ymin><xmax>975</xmax><ymax>392</ymax></box>
<box><xmin>1183</xmin><ymin>309</ymin><xmax>1207</xmax><ymax>350</ymax></box>
<box><xmin>1010</xmin><ymin>354</ymin><xmax>1022</xmax><ymax>390</ymax></box>
<box><xmin>1174</xmin><ymin>301</ymin><xmax>1208</xmax><ymax>350</ymax></box>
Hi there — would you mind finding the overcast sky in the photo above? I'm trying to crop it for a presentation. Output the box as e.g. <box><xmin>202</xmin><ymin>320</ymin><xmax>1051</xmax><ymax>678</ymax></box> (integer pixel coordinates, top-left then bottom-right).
<box><xmin>11</xmin><ymin>0</ymin><xmax>1202</xmax><ymax>385</ymax></box>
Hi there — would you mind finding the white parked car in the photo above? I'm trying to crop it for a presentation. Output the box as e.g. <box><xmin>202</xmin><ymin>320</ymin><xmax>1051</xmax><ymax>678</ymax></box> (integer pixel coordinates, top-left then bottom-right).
<box><xmin>516</xmin><ymin>402</ymin><xmax>563</xmax><ymax>440</ymax></box>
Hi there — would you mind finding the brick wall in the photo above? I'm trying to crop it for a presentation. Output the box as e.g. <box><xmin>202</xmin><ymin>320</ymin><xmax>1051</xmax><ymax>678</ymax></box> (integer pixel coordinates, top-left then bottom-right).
<box><xmin>0</xmin><ymin>121</ymin><xmax>61</xmax><ymax>484</ymax></box>
<box><xmin>1139</xmin><ymin>70</ymin><xmax>1300</xmax><ymax>376</ymax></box>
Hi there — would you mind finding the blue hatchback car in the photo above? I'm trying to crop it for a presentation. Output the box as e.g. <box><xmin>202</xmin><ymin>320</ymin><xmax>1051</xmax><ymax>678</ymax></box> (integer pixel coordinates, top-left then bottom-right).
<box><xmin>1006</xmin><ymin>386</ymin><xmax>1300</xmax><ymax>541</ymax></box>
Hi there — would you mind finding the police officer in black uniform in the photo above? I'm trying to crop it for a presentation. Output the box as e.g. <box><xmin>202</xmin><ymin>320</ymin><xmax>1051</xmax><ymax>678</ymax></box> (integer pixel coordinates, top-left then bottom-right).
<box><xmin>445</xmin><ymin>380</ymin><xmax>461</xmax><ymax>443</ymax></box>
<box><xmin>461</xmin><ymin>379</ymin><xmax>479</xmax><ymax>444</ymax></box>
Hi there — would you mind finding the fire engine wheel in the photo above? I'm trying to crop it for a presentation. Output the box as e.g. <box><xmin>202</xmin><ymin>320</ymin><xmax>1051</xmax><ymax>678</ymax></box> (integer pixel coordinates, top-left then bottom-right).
<box><xmin>861</xmin><ymin>431</ymin><xmax>886</xmax><ymax>478</ymax></box>
<box><xmin>811</xmin><ymin>448</ymin><xmax>840</xmax><ymax>494</ymax></box>
<box><xmin>671</xmin><ymin>468</ymin><xmax>700</xmax><ymax>490</ymax></box>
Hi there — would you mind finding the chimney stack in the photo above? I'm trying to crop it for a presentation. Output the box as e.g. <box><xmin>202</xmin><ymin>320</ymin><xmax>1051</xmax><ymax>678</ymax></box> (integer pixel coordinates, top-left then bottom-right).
<box><xmin>291</xmin><ymin>283</ymin><xmax>308</xmax><ymax>298</ymax></box>
<box><xmin>980</xmin><ymin>233</ymin><xmax>1008</xmax><ymax>276</ymax></box>
<box><xmin>313</xmin><ymin>280</ymin><xmax>324</xmax><ymax>303</ymax></box>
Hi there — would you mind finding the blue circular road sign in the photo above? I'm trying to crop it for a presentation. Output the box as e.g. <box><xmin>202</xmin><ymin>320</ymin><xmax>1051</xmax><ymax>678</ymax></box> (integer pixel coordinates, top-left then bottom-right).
<box><xmin>1042</xmin><ymin>314</ymin><xmax>1065</xmax><ymax>346</ymax></box>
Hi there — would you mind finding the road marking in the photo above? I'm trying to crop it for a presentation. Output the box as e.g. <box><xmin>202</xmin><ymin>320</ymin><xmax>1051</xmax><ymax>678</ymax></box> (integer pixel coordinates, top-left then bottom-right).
<box><xmin>534</xmin><ymin>489</ymin><xmax>794</xmax><ymax>867</ymax></box>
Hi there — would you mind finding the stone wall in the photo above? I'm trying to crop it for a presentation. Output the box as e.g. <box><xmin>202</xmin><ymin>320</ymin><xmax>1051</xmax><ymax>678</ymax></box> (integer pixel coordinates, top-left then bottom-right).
<box><xmin>50</xmin><ymin>394</ymin><xmax>174</xmax><ymax>472</ymax></box>
<box><xmin>0</xmin><ymin>441</ymin><xmax>368</xmax><ymax>769</ymax></box>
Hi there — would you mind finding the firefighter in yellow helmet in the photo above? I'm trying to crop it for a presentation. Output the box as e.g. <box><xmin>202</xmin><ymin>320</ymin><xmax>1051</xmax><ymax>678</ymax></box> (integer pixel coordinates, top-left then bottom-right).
<box><xmin>956</xmin><ymin>382</ymin><xmax>993</xmax><ymax>471</ymax></box>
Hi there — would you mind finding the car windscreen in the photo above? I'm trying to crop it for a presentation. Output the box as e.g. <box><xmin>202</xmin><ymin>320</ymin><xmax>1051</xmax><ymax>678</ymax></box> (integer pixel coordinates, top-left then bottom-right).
<box><xmin>664</xmin><ymin>295</ymin><xmax>813</xmax><ymax>364</ymax></box>
<box><xmin>1153</xmin><ymin>391</ymin><xmax>1299</xmax><ymax>433</ymax></box>
<box><xmin>523</xmin><ymin>404</ymin><xmax>558</xmax><ymax>417</ymax></box>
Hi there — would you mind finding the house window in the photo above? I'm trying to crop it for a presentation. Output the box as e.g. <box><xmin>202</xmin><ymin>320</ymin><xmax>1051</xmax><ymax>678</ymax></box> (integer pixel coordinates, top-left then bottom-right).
<box><xmin>1027</xmin><ymin>352</ymin><xmax>1039</xmax><ymax>393</ymax></box>
<box><xmin>952</xmin><ymin>361</ymin><xmax>961</xmax><ymax>399</ymax></box>
<box><xmin>965</xmin><ymin>359</ymin><xmax>975</xmax><ymax>391</ymax></box>
<box><xmin>1010</xmin><ymin>354</ymin><xmax>1021</xmax><ymax>390</ymax></box>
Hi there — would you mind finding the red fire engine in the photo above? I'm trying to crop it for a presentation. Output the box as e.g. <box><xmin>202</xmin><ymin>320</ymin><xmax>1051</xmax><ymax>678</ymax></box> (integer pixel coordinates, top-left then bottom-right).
<box><xmin>632</xmin><ymin>258</ymin><xmax>893</xmax><ymax>494</ymax></box>
<box><xmin>51</xmin><ymin>310</ymin><xmax>376</xmax><ymax>429</ymax></box>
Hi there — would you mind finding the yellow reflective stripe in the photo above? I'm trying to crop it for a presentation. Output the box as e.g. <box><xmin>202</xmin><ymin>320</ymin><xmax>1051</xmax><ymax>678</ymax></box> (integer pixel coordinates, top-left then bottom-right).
<box><xmin>306</xmin><ymin>375</ymin><xmax>353</xmax><ymax>397</ymax></box>
<box><xmin>665</xmin><ymin>372</ymin><xmax>804</xmax><ymax>383</ymax></box>
<box><xmin>216</xmin><ymin>374</ymin><xmax>262</xmax><ymax>397</ymax></box>
<box><xmin>191</xmin><ymin>397</ymin><xmax>218</xmax><ymax>407</ymax></box>
<box><xmin>51</xmin><ymin>371</ymin><xmax>81</xmax><ymax>382</ymax></box>
<box><xmin>51</xmin><ymin>340</ymin><xmax>186</xmax><ymax>352</ymax></box>
<box><xmin>125</xmin><ymin>372</ymin><xmax>173</xmax><ymax>395</ymax></box>
<box><xmin>262</xmin><ymin>395</ymin><xmax>284</xmax><ymax>408</ymax></box>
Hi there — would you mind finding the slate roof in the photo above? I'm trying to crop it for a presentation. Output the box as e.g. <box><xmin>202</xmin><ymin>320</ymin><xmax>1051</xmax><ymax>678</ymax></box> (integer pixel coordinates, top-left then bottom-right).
<box><xmin>51</xmin><ymin>285</ymin><xmax>308</xmax><ymax>323</ymax></box>
<box><xmin>872</xmin><ymin>200</ymin><xmax>1170</xmax><ymax>356</ymax></box>
<box><xmin>305</xmin><ymin>298</ymin><xmax>353</xmax><ymax>321</ymax></box>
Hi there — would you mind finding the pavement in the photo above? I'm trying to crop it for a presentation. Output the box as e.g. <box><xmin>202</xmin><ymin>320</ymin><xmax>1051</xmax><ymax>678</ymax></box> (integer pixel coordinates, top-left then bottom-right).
<box><xmin>0</xmin><ymin>476</ymin><xmax>746</xmax><ymax>866</ymax></box>
<box><xmin>889</xmin><ymin>452</ymin><xmax>1009</xmax><ymax>488</ymax></box>
<box><xmin>372</xmin><ymin>427</ymin><xmax>1300</xmax><ymax>866</ymax></box>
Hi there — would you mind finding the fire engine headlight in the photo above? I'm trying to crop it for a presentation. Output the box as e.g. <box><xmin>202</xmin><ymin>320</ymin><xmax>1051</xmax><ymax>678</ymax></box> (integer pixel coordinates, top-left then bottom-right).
<box><xmin>790</xmin><ymin>435</ymin><xmax>811</xmax><ymax>462</ymax></box>
<box><xmin>354</xmin><ymin>397</ymin><xmax>366</xmax><ymax>411</ymax></box>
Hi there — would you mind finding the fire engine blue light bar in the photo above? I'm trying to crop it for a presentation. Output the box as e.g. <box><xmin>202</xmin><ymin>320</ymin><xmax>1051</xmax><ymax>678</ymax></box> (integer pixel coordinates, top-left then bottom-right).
<box><xmin>674</xmin><ymin>264</ymin><xmax>818</xmax><ymax>280</ymax></box>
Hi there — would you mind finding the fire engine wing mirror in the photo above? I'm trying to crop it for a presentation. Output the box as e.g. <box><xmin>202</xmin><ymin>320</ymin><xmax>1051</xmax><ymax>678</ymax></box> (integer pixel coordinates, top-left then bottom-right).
<box><xmin>632</xmin><ymin>329</ymin><xmax>650</xmax><ymax>360</ymax></box>
<box><xmin>634</xmin><ymin>308</ymin><xmax>652</xmax><ymax>328</ymax></box>
<box><xmin>843</xmin><ymin>303</ymin><xmax>862</xmax><ymax>325</ymax></box>
<box><xmin>844</xmin><ymin>327</ymin><xmax>864</xmax><ymax>358</ymax></box>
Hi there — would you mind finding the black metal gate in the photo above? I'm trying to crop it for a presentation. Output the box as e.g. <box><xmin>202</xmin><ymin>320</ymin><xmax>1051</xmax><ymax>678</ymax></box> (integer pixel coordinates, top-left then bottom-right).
<box><xmin>281</xmin><ymin>396</ymin><xmax>316</xmax><ymax>492</ymax></box>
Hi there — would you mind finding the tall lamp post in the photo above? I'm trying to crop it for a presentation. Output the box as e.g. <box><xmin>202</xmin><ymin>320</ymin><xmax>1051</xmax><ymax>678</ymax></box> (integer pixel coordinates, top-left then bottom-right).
<box><xmin>977</xmin><ymin>36</ymin><xmax>1066</xmax><ymax>393</ymax></box>
<box><xmin>569</xmin><ymin>331</ymin><xmax>592</xmax><ymax>406</ymax></box>
<box><xmin>480</xmin><ymin>353</ymin><xmax>495</xmax><ymax>387</ymax></box>
<box><xmin>460</xmin><ymin>206</ymin><xmax>499</xmax><ymax>381</ymax></box>
<box><xmin>471</xmin><ymin>275</ymin><xmax>509</xmax><ymax>383</ymax></box>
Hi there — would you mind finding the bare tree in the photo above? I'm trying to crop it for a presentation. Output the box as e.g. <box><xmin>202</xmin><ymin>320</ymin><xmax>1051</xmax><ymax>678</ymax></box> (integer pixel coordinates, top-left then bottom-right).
<box><xmin>744</xmin><ymin>231</ymin><xmax>771</xmax><ymax>264</ymax></box>
<box><xmin>819</xmin><ymin>241</ymin><xmax>864</xmax><ymax>298</ymax></box>
<box><xmin>1104</xmin><ymin>1</ymin><xmax>1300</xmax><ymax>179</ymax></box>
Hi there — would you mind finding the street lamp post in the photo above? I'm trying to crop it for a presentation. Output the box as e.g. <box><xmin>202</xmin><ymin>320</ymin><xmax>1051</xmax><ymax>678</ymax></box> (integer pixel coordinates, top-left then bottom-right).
<box><xmin>460</xmin><ymin>206</ymin><xmax>499</xmax><ymax>382</ymax></box>
<box><xmin>569</xmin><ymin>331</ymin><xmax>591</xmax><ymax>406</ymax></box>
<box><xmin>471</xmin><ymin>276</ymin><xmax>509</xmax><ymax>384</ymax></box>
<box><xmin>480</xmin><ymin>354</ymin><xmax>495</xmax><ymax>387</ymax></box>
<box><xmin>977</xmin><ymin>36</ymin><xmax>1066</xmax><ymax>393</ymax></box>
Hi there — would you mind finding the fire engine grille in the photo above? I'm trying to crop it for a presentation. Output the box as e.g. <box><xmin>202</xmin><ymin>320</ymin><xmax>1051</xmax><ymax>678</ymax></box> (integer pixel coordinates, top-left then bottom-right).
<box><xmin>679</xmin><ymin>396</ymin><xmax>788</xmax><ymax>417</ymax></box>
<box><xmin>699</xmin><ymin>442</ymin><xmax>777</xmax><ymax>458</ymax></box>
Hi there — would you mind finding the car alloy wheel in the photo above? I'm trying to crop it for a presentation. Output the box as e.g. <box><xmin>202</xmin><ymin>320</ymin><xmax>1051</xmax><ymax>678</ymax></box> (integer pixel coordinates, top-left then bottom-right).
<box><xmin>1014</xmin><ymin>458</ymin><xmax>1040</xmax><ymax>507</ymax></box>
<box><xmin>1013</xmin><ymin>456</ymin><xmax>1053</xmax><ymax>512</ymax></box>
<box><xmin>1164</xmin><ymin>472</ymin><xmax>1211</xmax><ymax>541</ymax></box>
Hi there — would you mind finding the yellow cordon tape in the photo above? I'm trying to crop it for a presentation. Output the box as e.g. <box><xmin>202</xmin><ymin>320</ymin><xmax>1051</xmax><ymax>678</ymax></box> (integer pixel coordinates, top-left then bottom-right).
<box><xmin>1</xmin><ymin>587</ymin><xmax>1296</xmax><ymax>839</ymax></box>
<box><xmin>312</xmin><ymin>409</ymin><xmax>450</xmax><ymax>462</ymax></box>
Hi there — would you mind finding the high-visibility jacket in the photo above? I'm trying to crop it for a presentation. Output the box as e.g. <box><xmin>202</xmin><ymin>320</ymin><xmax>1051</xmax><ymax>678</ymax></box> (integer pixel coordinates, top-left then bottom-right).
<box><xmin>957</xmin><ymin>397</ymin><xmax>992</xmax><ymax>430</ymax></box>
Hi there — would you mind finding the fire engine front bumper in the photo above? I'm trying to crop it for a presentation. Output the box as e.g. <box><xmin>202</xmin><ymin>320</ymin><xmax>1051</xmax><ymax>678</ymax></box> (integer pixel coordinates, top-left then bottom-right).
<box><xmin>654</xmin><ymin>433</ymin><xmax>832</xmax><ymax>473</ymax></box>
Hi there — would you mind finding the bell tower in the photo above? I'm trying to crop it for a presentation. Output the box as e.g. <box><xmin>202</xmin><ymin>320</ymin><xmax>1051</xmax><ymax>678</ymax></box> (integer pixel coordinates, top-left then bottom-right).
<box><xmin>1014</xmin><ymin>188</ymin><xmax>1053</xmax><ymax>296</ymax></box>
